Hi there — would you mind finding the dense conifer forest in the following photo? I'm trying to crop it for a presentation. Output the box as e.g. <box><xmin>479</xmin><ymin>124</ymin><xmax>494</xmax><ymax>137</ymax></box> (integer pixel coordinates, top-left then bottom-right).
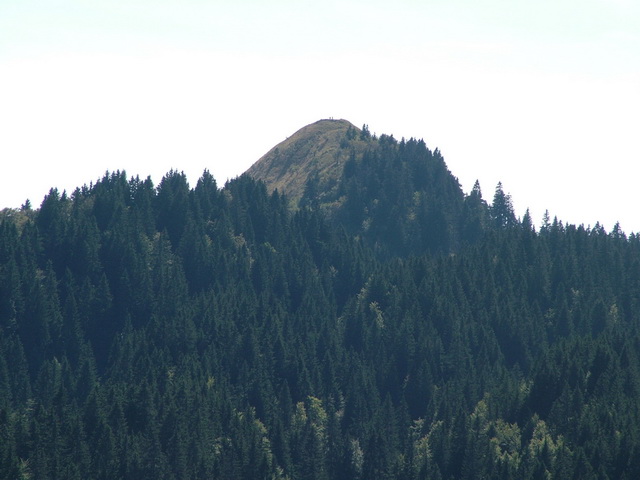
<box><xmin>1</xmin><ymin>126</ymin><xmax>640</xmax><ymax>479</ymax></box>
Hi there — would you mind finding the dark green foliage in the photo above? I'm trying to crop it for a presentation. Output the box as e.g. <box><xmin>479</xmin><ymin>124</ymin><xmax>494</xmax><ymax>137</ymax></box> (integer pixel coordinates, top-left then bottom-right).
<box><xmin>303</xmin><ymin>135</ymin><xmax>468</xmax><ymax>257</ymax></box>
<box><xmin>1</xmin><ymin>144</ymin><xmax>640</xmax><ymax>480</ymax></box>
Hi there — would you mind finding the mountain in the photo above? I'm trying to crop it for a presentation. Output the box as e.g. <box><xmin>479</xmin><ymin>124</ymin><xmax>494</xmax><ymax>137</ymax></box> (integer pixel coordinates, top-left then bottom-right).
<box><xmin>249</xmin><ymin>119</ymin><xmax>484</xmax><ymax>257</ymax></box>
<box><xmin>2</xmin><ymin>123</ymin><xmax>640</xmax><ymax>479</ymax></box>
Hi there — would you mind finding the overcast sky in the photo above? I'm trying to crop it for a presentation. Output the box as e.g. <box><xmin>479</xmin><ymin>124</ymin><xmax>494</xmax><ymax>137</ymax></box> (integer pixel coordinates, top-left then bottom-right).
<box><xmin>1</xmin><ymin>0</ymin><xmax>639</xmax><ymax>232</ymax></box>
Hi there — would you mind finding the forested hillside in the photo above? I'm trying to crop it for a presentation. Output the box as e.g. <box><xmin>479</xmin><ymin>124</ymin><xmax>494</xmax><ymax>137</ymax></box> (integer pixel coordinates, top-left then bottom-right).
<box><xmin>1</xmin><ymin>128</ymin><xmax>640</xmax><ymax>479</ymax></box>
<box><xmin>251</xmin><ymin>120</ymin><xmax>485</xmax><ymax>257</ymax></box>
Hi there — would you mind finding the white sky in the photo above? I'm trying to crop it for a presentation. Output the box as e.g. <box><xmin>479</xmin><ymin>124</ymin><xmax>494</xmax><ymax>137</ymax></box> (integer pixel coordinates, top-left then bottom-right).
<box><xmin>1</xmin><ymin>0</ymin><xmax>639</xmax><ymax>232</ymax></box>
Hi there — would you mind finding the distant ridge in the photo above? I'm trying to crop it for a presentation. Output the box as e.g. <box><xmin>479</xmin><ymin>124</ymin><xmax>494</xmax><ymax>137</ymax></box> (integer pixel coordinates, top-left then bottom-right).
<box><xmin>246</xmin><ymin>118</ymin><xmax>374</xmax><ymax>207</ymax></box>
